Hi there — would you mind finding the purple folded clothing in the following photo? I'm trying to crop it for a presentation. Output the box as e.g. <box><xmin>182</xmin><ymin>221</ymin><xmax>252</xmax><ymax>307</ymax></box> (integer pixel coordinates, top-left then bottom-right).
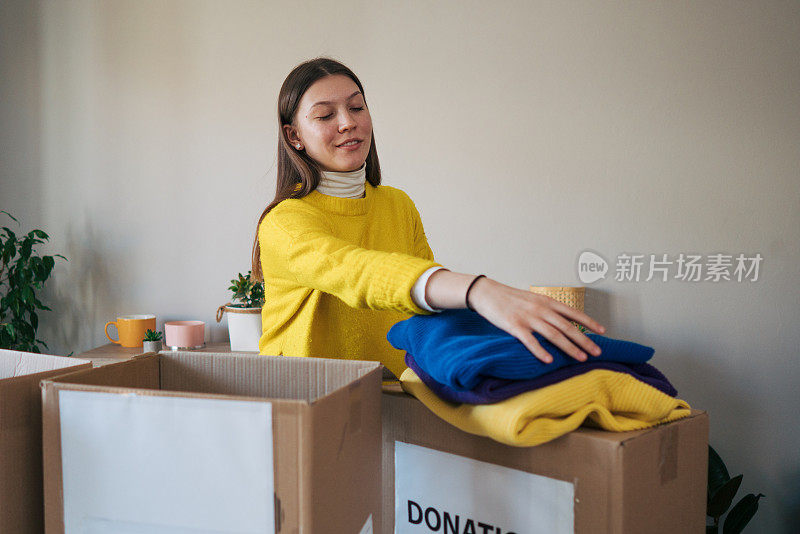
<box><xmin>405</xmin><ymin>353</ymin><xmax>678</xmax><ymax>405</ymax></box>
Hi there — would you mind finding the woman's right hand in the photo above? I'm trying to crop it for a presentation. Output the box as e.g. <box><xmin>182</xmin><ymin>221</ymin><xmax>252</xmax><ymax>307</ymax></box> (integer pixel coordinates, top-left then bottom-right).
<box><xmin>424</xmin><ymin>270</ymin><xmax>606</xmax><ymax>364</ymax></box>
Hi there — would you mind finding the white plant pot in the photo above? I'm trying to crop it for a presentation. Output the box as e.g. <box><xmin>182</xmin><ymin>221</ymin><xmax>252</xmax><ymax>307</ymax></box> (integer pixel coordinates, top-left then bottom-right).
<box><xmin>142</xmin><ymin>340</ymin><xmax>162</xmax><ymax>353</ymax></box>
<box><xmin>225</xmin><ymin>306</ymin><xmax>262</xmax><ymax>352</ymax></box>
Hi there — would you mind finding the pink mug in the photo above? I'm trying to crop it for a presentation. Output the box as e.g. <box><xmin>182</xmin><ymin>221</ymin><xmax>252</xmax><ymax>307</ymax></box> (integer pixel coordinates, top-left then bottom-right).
<box><xmin>164</xmin><ymin>321</ymin><xmax>205</xmax><ymax>349</ymax></box>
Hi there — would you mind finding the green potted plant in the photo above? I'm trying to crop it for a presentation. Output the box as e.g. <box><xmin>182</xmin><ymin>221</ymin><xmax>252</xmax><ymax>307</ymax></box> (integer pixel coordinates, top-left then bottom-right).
<box><xmin>0</xmin><ymin>211</ymin><xmax>66</xmax><ymax>353</ymax></box>
<box><xmin>142</xmin><ymin>329</ymin><xmax>163</xmax><ymax>353</ymax></box>
<box><xmin>215</xmin><ymin>271</ymin><xmax>264</xmax><ymax>352</ymax></box>
<box><xmin>707</xmin><ymin>444</ymin><xmax>764</xmax><ymax>533</ymax></box>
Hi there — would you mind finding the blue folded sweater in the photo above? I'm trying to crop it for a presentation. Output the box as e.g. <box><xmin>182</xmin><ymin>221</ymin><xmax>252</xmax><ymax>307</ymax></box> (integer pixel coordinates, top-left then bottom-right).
<box><xmin>387</xmin><ymin>308</ymin><xmax>655</xmax><ymax>391</ymax></box>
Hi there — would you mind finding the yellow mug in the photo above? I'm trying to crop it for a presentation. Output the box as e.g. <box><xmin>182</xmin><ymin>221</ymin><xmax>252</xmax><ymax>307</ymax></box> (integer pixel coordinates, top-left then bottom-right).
<box><xmin>104</xmin><ymin>315</ymin><xmax>156</xmax><ymax>348</ymax></box>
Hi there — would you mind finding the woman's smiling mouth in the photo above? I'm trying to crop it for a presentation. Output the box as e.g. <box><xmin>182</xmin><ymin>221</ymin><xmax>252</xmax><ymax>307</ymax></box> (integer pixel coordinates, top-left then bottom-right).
<box><xmin>337</xmin><ymin>139</ymin><xmax>362</xmax><ymax>150</ymax></box>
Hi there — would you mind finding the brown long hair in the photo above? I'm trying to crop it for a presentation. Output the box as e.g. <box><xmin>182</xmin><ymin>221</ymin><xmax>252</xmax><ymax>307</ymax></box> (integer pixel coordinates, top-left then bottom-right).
<box><xmin>251</xmin><ymin>57</ymin><xmax>382</xmax><ymax>282</ymax></box>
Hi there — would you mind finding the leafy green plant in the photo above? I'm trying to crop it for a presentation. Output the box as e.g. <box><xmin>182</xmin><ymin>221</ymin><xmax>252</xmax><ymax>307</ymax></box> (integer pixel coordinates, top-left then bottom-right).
<box><xmin>143</xmin><ymin>329</ymin><xmax>163</xmax><ymax>342</ymax></box>
<box><xmin>0</xmin><ymin>211</ymin><xmax>66</xmax><ymax>353</ymax></box>
<box><xmin>707</xmin><ymin>444</ymin><xmax>764</xmax><ymax>533</ymax></box>
<box><xmin>227</xmin><ymin>271</ymin><xmax>264</xmax><ymax>308</ymax></box>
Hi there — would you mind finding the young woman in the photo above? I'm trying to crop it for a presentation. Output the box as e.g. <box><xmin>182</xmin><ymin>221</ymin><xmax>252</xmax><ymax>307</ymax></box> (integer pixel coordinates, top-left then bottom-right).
<box><xmin>251</xmin><ymin>57</ymin><xmax>606</xmax><ymax>378</ymax></box>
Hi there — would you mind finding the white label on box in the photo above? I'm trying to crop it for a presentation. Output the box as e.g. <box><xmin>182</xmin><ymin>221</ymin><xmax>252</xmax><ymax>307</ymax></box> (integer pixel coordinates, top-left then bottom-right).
<box><xmin>395</xmin><ymin>441</ymin><xmax>574</xmax><ymax>534</ymax></box>
<box><xmin>59</xmin><ymin>390</ymin><xmax>274</xmax><ymax>534</ymax></box>
<box><xmin>81</xmin><ymin>517</ymin><xmax>235</xmax><ymax>533</ymax></box>
<box><xmin>358</xmin><ymin>513</ymin><xmax>373</xmax><ymax>534</ymax></box>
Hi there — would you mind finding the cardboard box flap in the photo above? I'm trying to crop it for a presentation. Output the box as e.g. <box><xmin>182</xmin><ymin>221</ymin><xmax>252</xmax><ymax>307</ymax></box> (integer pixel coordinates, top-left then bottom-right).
<box><xmin>0</xmin><ymin>349</ymin><xmax>89</xmax><ymax>380</ymax></box>
<box><xmin>40</xmin><ymin>354</ymin><xmax>160</xmax><ymax>390</ymax></box>
<box><xmin>0</xmin><ymin>350</ymin><xmax>90</xmax><ymax>534</ymax></box>
<box><xmin>159</xmin><ymin>351</ymin><xmax>381</xmax><ymax>402</ymax></box>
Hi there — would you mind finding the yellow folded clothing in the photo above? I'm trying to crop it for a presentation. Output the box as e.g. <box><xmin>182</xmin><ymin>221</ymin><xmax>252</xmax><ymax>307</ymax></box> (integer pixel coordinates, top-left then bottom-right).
<box><xmin>400</xmin><ymin>367</ymin><xmax>691</xmax><ymax>447</ymax></box>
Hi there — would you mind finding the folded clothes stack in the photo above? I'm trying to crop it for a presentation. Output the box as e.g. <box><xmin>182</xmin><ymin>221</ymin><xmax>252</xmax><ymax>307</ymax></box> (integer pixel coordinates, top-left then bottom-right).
<box><xmin>387</xmin><ymin>309</ymin><xmax>691</xmax><ymax>447</ymax></box>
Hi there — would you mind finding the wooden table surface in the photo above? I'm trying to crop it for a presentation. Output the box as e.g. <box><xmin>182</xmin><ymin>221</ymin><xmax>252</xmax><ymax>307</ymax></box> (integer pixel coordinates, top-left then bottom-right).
<box><xmin>77</xmin><ymin>342</ymin><xmax>256</xmax><ymax>367</ymax></box>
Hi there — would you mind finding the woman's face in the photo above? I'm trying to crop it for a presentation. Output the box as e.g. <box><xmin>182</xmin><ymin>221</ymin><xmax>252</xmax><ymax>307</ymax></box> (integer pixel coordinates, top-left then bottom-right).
<box><xmin>285</xmin><ymin>74</ymin><xmax>372</xmax><ymax>172</ymax></box>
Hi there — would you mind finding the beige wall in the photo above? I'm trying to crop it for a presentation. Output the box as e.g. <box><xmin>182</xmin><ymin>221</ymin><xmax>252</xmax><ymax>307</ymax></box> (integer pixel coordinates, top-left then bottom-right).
<box><xmin>2</xmin><ymin>1</ymin><xmax>798</xmax><ymax>531</ymax></box>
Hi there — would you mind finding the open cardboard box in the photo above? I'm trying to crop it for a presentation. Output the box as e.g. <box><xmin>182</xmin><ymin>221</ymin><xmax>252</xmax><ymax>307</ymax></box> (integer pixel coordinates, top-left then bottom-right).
<box><xmin>382</xmin><ymin>383</ymin><xmax>709</xmax><ymax>534</ymax></box>
<box><xmin>41</xmin><ymin>351</ymin><xmax>382</xmax><ymax>534</ymax></box>
<box><xmin>0</xmin><ymin>349</ymin><xmax>91</xmax><ymax>533</ymax></box>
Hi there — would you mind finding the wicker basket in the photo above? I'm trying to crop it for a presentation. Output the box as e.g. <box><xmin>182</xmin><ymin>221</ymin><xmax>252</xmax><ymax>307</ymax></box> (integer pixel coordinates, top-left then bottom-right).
<box><xmin>528</xmin><ymin>286</ymin><xmax>587</xmax><ymax>332</ymax></box>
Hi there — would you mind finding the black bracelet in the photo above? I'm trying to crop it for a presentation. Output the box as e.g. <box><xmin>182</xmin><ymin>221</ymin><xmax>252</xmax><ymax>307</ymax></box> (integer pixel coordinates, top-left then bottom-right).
<box><xmin>465</xmin><ymin>275</ymin><xmax>486</xmax><ymax>311</ymax></box>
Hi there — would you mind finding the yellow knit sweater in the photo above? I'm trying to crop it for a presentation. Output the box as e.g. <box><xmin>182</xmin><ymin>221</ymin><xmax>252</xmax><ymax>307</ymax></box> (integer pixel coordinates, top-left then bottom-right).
<box><xmin>257</xmin><ymin>183</ymin><xmax>443</xmax><ymax>377</ymax></box>
<box><xmin>400</xmin><ymin>367</ymin><xmax>692</xmax><ymax>447</ymax></box>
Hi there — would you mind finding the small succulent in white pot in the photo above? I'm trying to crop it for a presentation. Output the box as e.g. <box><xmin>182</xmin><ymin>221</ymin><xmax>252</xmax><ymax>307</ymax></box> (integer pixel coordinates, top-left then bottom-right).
<box><xmin>142</xmin><ymin>329</ymin><xmax>163</xmax><ymax>353</ymax></box>
<box><xmin>216</xmin><ymin>271</ymin><xmax>264</xmax><ymax>352</ymax></box>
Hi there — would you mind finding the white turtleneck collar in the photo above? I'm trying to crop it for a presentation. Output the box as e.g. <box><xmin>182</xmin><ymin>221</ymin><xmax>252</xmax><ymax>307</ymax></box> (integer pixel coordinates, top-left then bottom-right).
<box><xmin>317</xmin><ymin>162</ymin><xmax>367</xmax><ymax>198</ymax></box>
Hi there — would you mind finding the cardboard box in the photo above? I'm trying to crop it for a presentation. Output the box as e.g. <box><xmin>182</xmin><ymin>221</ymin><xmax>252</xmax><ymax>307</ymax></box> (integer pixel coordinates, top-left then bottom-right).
<box><xmin>41</xmin><ymin>351</ymin><xmax>382</xmax><ymax>534</ymax></box>
<box><xmin>0</xmin><ymin>349</ymin><xmax>91</xmax><ymax>534</ymax></box>
<box><xmin>382</xmin><ymin>385</ymin><xmax>708</xmax><ymax>534</ymax></box>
